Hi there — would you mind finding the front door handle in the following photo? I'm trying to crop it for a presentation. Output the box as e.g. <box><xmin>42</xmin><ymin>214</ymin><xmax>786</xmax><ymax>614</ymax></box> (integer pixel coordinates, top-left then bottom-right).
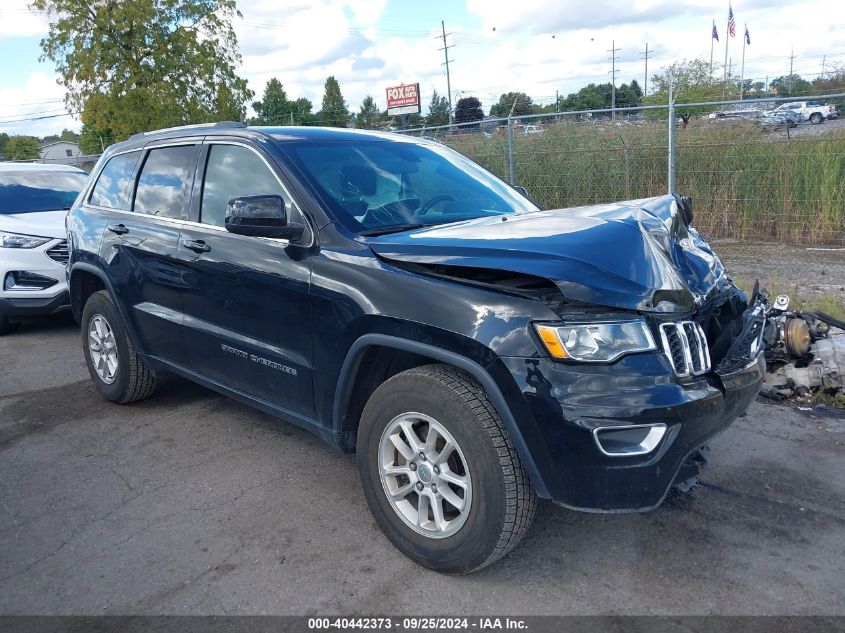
<box><xmin>181</xmin><ymin>238</ymin><xmax>211</xmax><ymax>253</ymax></box>
<box><xmin>107</xmin><ymin>223</ymin><xmax>128</xmax><ymax>235</ymax></box>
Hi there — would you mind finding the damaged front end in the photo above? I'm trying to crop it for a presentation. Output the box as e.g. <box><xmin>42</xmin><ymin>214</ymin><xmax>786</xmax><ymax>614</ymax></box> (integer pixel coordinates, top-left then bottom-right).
<box><xmin>761</xmin><ymin>295</ymin><xmax>845</xmax><ymax>400</ymax></box>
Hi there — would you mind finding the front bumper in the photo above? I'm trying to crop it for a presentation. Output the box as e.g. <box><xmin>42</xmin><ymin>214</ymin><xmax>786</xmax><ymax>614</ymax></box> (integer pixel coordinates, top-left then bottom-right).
<box><xmin>499</xmin><ymin>350</ymin><xmax>764</xmax><ymax>512</ymax></box>
<box><xmin>0</xmin><ymin>239</ymin><xmax>70</xmax><ymax>318</ymax></box>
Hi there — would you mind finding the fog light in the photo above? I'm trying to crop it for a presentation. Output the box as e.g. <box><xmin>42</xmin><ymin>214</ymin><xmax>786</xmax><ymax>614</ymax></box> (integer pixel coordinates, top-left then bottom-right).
<box><xmin>593</xmin><ymin>423</ymin><xmax>667</xmax><ymax>457</ymax></box>
<box><xmin>4</xmin><ymin>271</ymin><xmax>58</xmax><ymax>290</ymax></box>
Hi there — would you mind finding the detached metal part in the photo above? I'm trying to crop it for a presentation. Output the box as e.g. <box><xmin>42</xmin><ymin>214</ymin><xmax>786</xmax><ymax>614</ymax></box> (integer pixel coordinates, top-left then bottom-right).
<box><xmin>762</xmin><ymin>294</ymin><xmax>844</xmax><ymax>399</ymax></box>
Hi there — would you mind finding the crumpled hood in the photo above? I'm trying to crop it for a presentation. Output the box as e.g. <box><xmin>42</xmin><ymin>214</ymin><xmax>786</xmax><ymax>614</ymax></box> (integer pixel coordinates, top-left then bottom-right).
<box><xmin>0</xmin><ymin>210</ymin><xmax>67</xmax><ymax>240</ymax></box>
<box><xmin>367</xmin><ymin>194</ymin><xmax>726</xmax><ymax>313</ymax></box>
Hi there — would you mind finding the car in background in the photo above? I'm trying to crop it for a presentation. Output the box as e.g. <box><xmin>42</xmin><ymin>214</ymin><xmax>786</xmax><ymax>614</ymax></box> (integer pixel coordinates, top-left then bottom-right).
<box><xmin>0</xmin><ymin>163</ymin><xmax>88</xmax><ymax>334</ymax></box>
<box><xmin>522</xmin><ymin>124</ymin><xmax>543</xmax><ymax>135</ymax></box>
<box><xmin>761</xmin><ymin>110</ymin><xmax>801</xmax><ymax>129</ymax></box>
<box><xmin>773</xmin><ymin>101</ymin><xmax>835</xmax><ymax>124</ymax></box>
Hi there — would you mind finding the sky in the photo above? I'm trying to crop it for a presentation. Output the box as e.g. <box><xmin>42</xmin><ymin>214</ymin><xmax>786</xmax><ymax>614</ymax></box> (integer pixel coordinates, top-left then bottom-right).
<box><xmin>1</xmin><ymin>0</ymin><xmax>844</xmax><ymax>138</ymax></box>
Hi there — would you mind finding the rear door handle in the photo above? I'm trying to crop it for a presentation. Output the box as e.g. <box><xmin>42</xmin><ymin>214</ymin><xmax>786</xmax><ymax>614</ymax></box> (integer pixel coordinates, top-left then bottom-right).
<box><xmin>181</xmin><ymin>238</ymin><xmax>211</xmax><ymax>253</ymax></box>
<box><xmin>107</xmin><ymin>224</ymin><xmax>128</xmax><ymax>235</ymax></box>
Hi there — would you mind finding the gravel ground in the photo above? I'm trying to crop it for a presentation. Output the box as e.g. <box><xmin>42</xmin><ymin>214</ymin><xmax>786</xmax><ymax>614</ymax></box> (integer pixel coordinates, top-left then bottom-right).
<box><xmin>1</xmin><ymin>311</ymin><xmax>844</xmax><ymax>616</ymax></box>
<box><xmin>713</xmin><ymin>240</ymin><xmax>845</xmax><ymax>304</ymax></box>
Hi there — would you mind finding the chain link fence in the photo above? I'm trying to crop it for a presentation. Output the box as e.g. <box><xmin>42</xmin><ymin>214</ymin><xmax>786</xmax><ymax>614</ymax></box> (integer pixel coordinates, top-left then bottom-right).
<box><xmin>399</xmin><ymin>93</ymin><xmax>845</xmax><ymax>247</ymax></box>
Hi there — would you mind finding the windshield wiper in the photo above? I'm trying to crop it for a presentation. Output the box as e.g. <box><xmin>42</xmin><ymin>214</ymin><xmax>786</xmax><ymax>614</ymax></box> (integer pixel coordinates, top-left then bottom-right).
<box><xmin>358</xmin><ymin>223</ymin><xmax>427</xmax><ymax>237</ymax></box>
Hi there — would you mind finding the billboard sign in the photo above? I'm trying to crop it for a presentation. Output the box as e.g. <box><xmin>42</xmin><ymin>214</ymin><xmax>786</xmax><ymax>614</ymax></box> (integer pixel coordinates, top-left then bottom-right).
<box><xmin>386</xmin><ymin>83</ymin><xmax>421</xmax><ymax>116</ymax></box>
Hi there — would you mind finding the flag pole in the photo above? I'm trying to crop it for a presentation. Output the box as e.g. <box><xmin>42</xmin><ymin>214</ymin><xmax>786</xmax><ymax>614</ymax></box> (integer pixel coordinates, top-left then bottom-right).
<box><xmin>740</xmin><ymin>23</ymin><xmax>747</xmax><ymax>100</ymax></box>
<box><xmin>723</xmin><ymin>11</ymin><xmax>730</xmax><ymax>84</ymax></box>
<box><xmin>710</xmin><ymin>20</ymin><xmax>715</xmax><ymax>81</ymax></box>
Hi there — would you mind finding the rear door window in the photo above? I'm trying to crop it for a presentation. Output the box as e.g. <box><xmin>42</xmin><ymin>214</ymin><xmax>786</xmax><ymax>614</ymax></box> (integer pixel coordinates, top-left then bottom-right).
<box><xmin>89</xmin><ymin>151</ymin><xmax>140</xmax><ymax>210</ymax></box>
<box><xmin>134</xmin><ymin>145</ymin><xmax>197</xmax><ymax>219</ymax></box>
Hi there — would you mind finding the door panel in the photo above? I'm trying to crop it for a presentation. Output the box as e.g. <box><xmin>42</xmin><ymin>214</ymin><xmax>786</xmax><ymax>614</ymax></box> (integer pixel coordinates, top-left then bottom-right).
<box><xmin>100</xmin><ymin>217</ymin><xmax>185</xmax><ymax>363</ymax></box>
<box><xmin>178</xmin><ymin>227</ymin><xmax>313</xmax><ymax>415</ymax></box>
<box><xmin>176</xmin><ymin>142</ymin><xmax>314</xmax><ymax>416</ymax></box>
<box><xmin>98</xmin><ymin>143</ymin><xmax>199</xmax><ymax>364</ymax></box>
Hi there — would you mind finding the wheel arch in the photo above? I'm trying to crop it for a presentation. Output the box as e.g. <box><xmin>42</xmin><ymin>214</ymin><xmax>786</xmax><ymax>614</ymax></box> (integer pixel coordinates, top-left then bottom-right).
<box><xmin>333</xmin><ymin>333</ymin><xmax>551</xmax><ymax>498</ymax></box>
<box><xmin>69</xmin><ymin>263</ymin><xmax>142</xmax><ymax>352</ymax></box>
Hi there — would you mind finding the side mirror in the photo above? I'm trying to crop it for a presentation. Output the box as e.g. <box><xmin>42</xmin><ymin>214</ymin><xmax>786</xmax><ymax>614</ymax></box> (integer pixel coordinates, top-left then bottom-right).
<box><xmin>225</xmin><ymin>195</ymin><xmax>305</xmax><ymax>240</ymax></box>
<box><xmin>512</xmin><ymin>185</ymin><xmax>541</xmax><ymax>208</ymax></box>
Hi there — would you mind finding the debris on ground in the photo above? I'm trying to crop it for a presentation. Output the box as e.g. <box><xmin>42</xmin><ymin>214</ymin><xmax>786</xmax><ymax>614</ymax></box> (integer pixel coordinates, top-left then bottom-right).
<box><xmin>760</xmin><ymin>294</ymin><xmax>845</xmax><ymax>403</ymax></box>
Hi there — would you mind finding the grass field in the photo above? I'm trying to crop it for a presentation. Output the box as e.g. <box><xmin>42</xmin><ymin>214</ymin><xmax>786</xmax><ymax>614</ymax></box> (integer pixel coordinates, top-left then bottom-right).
<box><xmin>431</xmin><ymin>117</ymin><xmax>845</xmax><ymax>245</ymax></box>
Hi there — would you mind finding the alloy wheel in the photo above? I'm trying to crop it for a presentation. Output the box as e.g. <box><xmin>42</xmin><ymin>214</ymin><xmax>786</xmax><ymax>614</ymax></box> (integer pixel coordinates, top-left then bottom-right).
<box><xmin>378</xmin><ymin>412</ymin><xmax>472</xmax><ymax>539</ymax></box>
<box><xmin>88</xmin><ymin>314</ymin><xmax>119</xmax><ymax>384</ymax></box>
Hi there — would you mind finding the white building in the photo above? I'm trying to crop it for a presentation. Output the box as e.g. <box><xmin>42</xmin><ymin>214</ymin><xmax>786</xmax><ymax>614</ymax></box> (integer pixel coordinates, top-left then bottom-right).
<box><xmin>39</xmin><ymin>141</ymin><xmax>81</xmax><ymax>165</ymax></box>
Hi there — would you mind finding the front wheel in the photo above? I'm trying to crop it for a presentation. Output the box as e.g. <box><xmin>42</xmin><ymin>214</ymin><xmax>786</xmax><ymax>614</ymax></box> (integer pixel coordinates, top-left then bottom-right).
<box><xmin>357</xmin><ymin>364</ymin><xmax>536</xmax><ymax>574</ymax></box>
<box><xmin>81</xmin><ymin>290</ymin><xmax>157</xmax><ymax>403</ymax></box>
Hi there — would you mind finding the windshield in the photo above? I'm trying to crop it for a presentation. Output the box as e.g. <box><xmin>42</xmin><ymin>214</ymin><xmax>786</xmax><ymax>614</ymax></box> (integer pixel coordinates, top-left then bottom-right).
<box><xmin>0</xmin><ymin>170</ymin><xmax>88</xmax><ymax>214</ymax></box>
<box><xmin>280</xmin><ymin>139</ymin><xmax>538</xmax><ymax>234</ymax></box>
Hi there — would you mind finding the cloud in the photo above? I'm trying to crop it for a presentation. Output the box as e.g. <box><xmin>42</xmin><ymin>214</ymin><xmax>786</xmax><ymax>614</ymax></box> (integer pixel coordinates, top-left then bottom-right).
<box><xmin>0</xmin><ymin>0</ymin><xmax>48</xmax><ymax>39</ymax></box>
<box><xmin>0</xmin><ymin>72</ymin><xmax>77</xmax><ymax>138</ymax></box>
<box><xmin>352</xmin><ymin>57</ymin><xmax>386</xmax><ymax>71</ymax></box>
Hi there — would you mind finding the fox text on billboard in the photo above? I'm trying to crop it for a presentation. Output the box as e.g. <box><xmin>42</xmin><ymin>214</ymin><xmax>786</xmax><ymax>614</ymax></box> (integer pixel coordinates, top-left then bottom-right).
<box><xmin>386</xmin><ymin>83</ymin><xmax>421</xmax><ymax>116</ymax></box>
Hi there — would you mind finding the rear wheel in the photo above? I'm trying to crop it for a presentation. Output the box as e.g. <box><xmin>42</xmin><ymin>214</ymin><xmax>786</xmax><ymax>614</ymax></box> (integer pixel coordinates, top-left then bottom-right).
<box><xmin>357</xmin><ymin>364</ymin><xmax>536</xmax><ymax>574</ymax></box>
<box><xmin>81</xmin><ymin>290</ymin><xmax>157</xmax><ymax>403</ymax></box>
<box><xmin>809</xmin><ymin>112</ymin><xmax>824</xmax><ymax>124</ymax></box>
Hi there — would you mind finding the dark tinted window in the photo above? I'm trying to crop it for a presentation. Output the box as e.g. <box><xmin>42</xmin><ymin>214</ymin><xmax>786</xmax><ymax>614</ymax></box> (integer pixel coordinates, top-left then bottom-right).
<box><xmin>89</xmin><ymin>151</ymin><xmax>140</xmax><ymax>210</ymax></box>
<box><xmin>0</xmin><ymin>169</ymin><xmax>88</xmax><ymax>215</ymax></box>
<box><xmin>134</xmin><ymin>146</ymin><xmax>196</xmax><ymax>219</ymax></box>
<box><xmin>201</xmin><ymin>145</ymin><xmax>286</xmax><ymax>227</ymax></box>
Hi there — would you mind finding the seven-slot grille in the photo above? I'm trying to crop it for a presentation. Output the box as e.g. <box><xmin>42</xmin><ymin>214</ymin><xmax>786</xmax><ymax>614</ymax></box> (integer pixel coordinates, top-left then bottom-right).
<box><xmin>46</xmin><ymin>240</ymin><xmax>69</xmax><ymax>264</ymax></box>
<box><xmin>659</xmin><ymin>321</ymin><xmax>711</xmax><ymax>377</ymax></box>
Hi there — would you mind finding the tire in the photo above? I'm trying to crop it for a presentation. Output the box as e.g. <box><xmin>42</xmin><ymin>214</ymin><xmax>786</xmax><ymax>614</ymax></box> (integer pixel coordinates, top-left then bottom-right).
<box><xmin>0</xmin><ymin>314</ymin><xmax>20</xmax><ymax>336</ymax></box>
<box><xmin>357</xmin><ymin>364</ymin><xmax>536</xmax><ymax>574</ymax></box>
<box><xmin>81</xmin><ymin>290</ymin><xmax>157</xmax><ymax>403</ymax></box>
<box><xmin>809</xmin><ymin>113</ymin><xmax>823</xmax><ymax>124</ymax></box>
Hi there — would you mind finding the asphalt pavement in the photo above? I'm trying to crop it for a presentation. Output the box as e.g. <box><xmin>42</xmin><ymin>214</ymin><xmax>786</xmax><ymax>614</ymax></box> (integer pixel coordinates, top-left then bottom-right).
<box><xmin>1</xmin><ymin>315</ymin><xmax>843</xmax><ymax>615</ymax></box>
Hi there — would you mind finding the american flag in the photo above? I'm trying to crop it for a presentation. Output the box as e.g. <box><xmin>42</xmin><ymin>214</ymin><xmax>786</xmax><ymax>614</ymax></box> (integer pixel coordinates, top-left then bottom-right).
<box><xmin>728</xmin><ymin>6</ymin><xmax>736</xmax><ymax>37</ymax></box>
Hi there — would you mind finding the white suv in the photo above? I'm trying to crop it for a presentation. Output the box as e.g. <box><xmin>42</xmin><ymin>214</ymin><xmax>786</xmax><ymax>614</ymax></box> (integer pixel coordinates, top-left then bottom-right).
<box><xmin>0</xmin><ymin>163</ymin><xmax>89</xmax><ymax>334</ymax></box>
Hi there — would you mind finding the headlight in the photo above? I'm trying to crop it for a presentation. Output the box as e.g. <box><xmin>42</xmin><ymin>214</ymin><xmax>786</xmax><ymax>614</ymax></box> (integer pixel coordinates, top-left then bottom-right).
<box><xmin>0</xmin><ymin>232</ymin><xmax>52</xmax><ymax>249</ymax></box>
<box><xmin>535</xmin><ymin>319</ymin><xmax>656</xmax><ymax>362</ymax></box>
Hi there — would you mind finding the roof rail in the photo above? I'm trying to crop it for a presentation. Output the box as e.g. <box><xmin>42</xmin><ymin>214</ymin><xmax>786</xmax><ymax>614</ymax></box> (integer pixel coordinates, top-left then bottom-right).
<box><xmin>128</xmin><ymin>121</ymin><xmax>247</xmax><ymax>141</ymax></box>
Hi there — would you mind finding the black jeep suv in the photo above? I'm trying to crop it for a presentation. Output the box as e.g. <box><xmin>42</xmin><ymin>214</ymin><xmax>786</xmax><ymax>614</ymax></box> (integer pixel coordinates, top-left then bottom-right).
<box><xmin>67</xmin><ymin>123</ymin><xmax>765</xmax><ymax>573</ymax></box>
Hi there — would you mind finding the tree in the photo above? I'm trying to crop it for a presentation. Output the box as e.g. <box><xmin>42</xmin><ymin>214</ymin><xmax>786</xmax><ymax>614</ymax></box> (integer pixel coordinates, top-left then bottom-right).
<box><xmin>426</xmin><ymin>90</ymin><xmax>450</xmax><ymax>126</ymax></box>
<box><xmin>31</xmin><ymin>0</ymin><xmax>253</xmax><ymax>143</ymax></box>
<box><xmin>320</xmin><ymin>76</ymin><xmax>348</xmax><ymax>128</ymax></box>
<box><xmin>60</xmin><ymin>128</ymin><xmax>79</xmax><ymax>142</ymax></box>
<box><xmin>0</xmin><ymin>133</ymin><xmax>8</xmax><ymax>159</ymax></box>
<box><xmin>5</xmin><ymin>136</ymin><xmax>41</xmax><ymax>160</ymax></box>
<box><xmin>454</xmin><ymin>97</ymin><xmax>484</xmax><ymax>126</ymax></box>
<box><xmin>643</xmin><ymin>59</ymin><xmax>733</xmax><ymax>123</ymax></box>
<box><xmin>252</xmin><ymin>78</ymin><xmax>290</xmax><ymax>125</ymax></box>
<box><xmin>489</xmin><ymin>92</ymin><xmax>533</xmax><ymax>117</ymax></box>
<box><xmin>770</xmin><ymin>74</ymin><xmax>812</xmax><ymax>97</ymax></box>
<box><xmin>355</xmin><ymin>95</ymin><xmax>381</xmax><ymax>129</ymax></box>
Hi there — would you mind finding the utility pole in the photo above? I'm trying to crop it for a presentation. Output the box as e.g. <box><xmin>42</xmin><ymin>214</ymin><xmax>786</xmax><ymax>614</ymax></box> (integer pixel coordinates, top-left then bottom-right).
<box><xmin>640</xmin><ymin>43</ymin><xmax>649</xmax><ymax>96</ymax></box>
<box><xmin>788</xmin><ymin>47</ymin><xmax>795</xmax><ymax>95</ymax></box>
<box><xmin>608</xmin><ymin>40</ymin><xmax>621</xmax><ymax>120</ymax></box>
<box><xmin>437</xmin><ymin>21</ymin><xmax>455</xmax><ymax>126</ymax></box>
<box><xmin>821</xmin><ymin>54</ymin><xmax>826</xmax><ymax>79</ymax></box>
